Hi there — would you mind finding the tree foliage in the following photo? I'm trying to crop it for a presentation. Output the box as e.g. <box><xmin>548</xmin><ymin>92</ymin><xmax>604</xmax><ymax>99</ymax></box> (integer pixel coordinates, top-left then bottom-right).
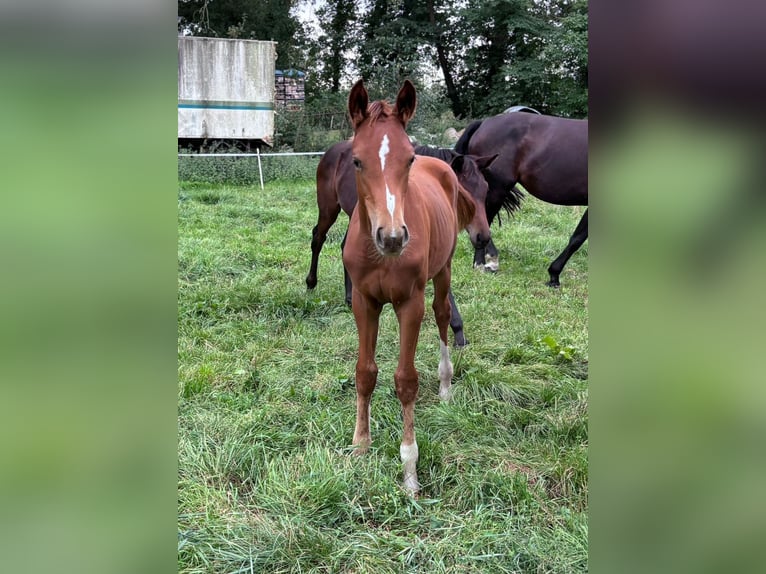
<box><xmin>177</xmin><ymin>0</ymin><xmax>588</xmax><ymax>120</ymax></box>
<box><xmin>177</xmin><ymin>0</ymin><xmax>305</xmax><ymax>69</ymax></box>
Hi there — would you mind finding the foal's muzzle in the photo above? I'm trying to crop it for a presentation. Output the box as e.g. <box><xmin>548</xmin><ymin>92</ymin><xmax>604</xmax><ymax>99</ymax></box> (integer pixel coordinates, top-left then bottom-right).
<box><xmin>375</xmin><ymin>225</ymin><xmax>410</xmax><ymax>255</ymax></box>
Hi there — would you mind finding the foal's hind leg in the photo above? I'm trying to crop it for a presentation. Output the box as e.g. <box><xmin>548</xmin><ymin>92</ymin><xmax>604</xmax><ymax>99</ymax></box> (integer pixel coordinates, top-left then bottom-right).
<box><xmin>432</xmin><ymin>268</ymin><xmax>455</xmax><ymax>401</ymax></box>
<box><xmin>547</xmin><ymin>208</ymin><xmax>588</xmax><ymax>287</ymax></box>
<box><xmin>340</xmin><ymin>229</ymin><xmax>353</xmax><ymax>306</ymax></box>
<box><xmin>448</xmin><ymin>290</ymin><xmax>468</xmax><ymax>348</ymax></box>
<box><xmin>306</xmin><ymin>201</ymin><xmax>342</xmax><ymax>290</ymax></box>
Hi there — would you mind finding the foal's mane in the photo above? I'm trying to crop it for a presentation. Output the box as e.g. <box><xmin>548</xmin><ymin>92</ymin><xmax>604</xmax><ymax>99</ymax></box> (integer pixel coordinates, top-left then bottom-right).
<box><xmin>367</xmin><ymin>100</ymin><xmax>394</xmax><ymax>125</ymax></box>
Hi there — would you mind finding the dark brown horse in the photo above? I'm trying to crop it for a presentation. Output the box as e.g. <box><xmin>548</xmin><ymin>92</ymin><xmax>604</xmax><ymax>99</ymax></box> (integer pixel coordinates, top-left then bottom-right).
<box><xmin>455</xmin><ymin>112</ymin><xmax>588</xmax><ymax>286</ymax></box>
<box><xmin>343</xmin><ymin>79</ymin><xmax>473</xmax><ymax>494</ymax></box>
<box><xmin>307</xmin><ymin>137</ymin><xmax>494</xmax><ymax>346</ymax></box>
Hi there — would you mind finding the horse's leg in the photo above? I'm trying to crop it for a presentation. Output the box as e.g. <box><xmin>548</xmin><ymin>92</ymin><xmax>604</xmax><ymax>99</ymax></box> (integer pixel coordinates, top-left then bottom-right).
<box><xmin>547</xmin><ymin>208</ymin><xmax>588</xmax><ymax>287</ymax></box>
<box><xmin>432</xmin><ymin>268</ymin><xmax>454</xmax><ymax>401</ymax></box>
<box><xmin>340</xmin><ymin>228</ymin><xmax>353</xmax><ymax>307</ymax></box>
<box><xmin>306</xmin><ymin>201</ymin><xmax>342</xmax><ymax>290</ymax></box>
<box><xmin>351</xmin><ymin>290</ymin><xmax>382</xmax><ymax>454</ymax></box>
<box><xmin>483</xmin><ymin>238</ymin><xmax>500</xmax><ymax>273</ymax></box>
<box><xmin>477</xmin><ymin>207</ymin><xmax>501</xmax><ymax>272</ymax></box>
<box><xmin>472</xmin><ymin>245</ymin><xmax>487</xmax><ymax>269</ymax></box>
<box><xmin>447</xmin><ymin>289</ymin><xmax>468</xmax><ymax>348</ymax></box>
<box><xmin>393</xmin><ymin>294</ymin><xmax>426</xmax><ymax>494</ymax></box>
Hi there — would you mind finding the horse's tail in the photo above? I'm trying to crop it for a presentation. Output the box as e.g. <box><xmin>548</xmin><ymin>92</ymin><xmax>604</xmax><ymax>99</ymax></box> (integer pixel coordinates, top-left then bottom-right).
<box><xmin>455</xmin><ymin>183</ymin><xmax>476</xmax><ymax>231</ymax></box>
<box><xmin>454</xmin><ymin>120</ymin><xmax>483</xmax><ymax>154</ymax></box>
<box><xmin>495</xmin><ymin>185</ymin><xmax>525</xmax><ymax>227</ymax></box>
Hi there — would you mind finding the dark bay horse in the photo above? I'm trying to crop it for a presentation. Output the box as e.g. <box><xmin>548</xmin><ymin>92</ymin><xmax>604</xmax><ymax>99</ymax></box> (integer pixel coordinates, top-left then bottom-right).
<box><xmin>344</xmin><ymin>79</ymin><xmax>473</xmax><ymax>494</ymax></box>
<box><xmin>455</xmin><ymin>112</ymin><xmax>588</xmax><ymax>286</ymax></box>
<box><xmin>306</xmin><ymin>137</ymin><xmax>494</xmax><ymax>347</ymax></box>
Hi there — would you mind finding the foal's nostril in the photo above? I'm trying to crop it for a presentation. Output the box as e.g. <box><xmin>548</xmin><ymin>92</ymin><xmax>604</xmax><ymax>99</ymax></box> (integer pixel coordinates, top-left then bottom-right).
<box><xmin>376</xmin><ymin>227</ymin><xmax>384</xmax><ymax>245</ymax></box>
<box><xmin>402</xmin><ymin>225</ymin><xmax>410</xmax><ymax>244</ymax></box>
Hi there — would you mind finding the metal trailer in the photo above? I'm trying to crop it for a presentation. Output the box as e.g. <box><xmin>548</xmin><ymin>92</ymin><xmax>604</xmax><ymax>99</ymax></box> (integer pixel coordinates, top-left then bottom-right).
<box><xmin>178</xmin><ymin>37</ymin><xmax>277</xmax><ymax>152</ymax></box>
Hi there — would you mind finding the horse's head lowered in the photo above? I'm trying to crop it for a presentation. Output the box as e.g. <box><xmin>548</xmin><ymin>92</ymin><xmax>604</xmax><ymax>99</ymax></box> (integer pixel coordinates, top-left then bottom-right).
<box><xmin>348</xmin><ymin>79</ymin><xmax>416</xmax><ymax>257</ymax></box>
<box><xmin>449</xmin><ymin>153</ymin><xmax>497</xmax><ymax>249</ymax></box>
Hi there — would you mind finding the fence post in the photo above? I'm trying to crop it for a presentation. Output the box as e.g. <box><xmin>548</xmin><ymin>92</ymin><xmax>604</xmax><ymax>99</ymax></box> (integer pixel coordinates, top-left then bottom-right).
<box><xmin>257</xmin><ymin>146</ymin><xmax>264</xmax><ymax>190</ymax></box>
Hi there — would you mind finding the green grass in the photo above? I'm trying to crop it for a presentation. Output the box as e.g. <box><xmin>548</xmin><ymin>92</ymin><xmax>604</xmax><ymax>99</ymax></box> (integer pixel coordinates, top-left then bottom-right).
<box><xmin>178</xmin><ymin>176</ymin><xmax>588</xmax><ymax>573</ymax></box>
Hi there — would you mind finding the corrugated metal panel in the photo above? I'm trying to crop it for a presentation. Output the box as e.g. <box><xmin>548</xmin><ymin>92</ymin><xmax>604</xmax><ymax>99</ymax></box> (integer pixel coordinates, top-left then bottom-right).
<box><xmin>178</xmin><ymin>37</ymin><xmax>276</xmax><ymax>142</ymax></box>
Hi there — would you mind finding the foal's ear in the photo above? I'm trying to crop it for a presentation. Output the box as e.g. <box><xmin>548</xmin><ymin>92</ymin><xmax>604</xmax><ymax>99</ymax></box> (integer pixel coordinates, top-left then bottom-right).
<box><xmin>475</xmin><ymin>153</ymin><xmax>499</xmax><ymax>171</ymax></box>
<box><xmin>450</xmin><ymin>154</ymin><xmax>465</xmax><ymax>172</ymax></box>
<box><xmin>395</xmin><ymin>79</ymin><xmax>417</xmax><ymax>126</ymax></box>
<box><xmin>348</xmin><ymin>79</ymin><xmax>369</xmax><ymax>129</ymax></box>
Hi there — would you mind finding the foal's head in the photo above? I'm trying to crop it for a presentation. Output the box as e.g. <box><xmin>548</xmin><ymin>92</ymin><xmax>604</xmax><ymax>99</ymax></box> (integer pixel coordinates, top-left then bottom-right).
<box><xmin>348</xmin><ymin>79</ymin><xmax>417</xmax><ymax>257</ymax></box>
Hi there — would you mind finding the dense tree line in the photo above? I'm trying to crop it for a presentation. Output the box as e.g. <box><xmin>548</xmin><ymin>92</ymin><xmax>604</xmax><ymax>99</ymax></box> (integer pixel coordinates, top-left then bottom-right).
<box><xmin>178</xmin><ymin>0</ymin><xmax>587</xmax><ymax>119</ymax></box>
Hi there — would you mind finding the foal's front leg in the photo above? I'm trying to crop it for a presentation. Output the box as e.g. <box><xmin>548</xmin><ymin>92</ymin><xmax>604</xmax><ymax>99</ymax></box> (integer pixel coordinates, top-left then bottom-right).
<box><xmin>351</xmin><ymin>290</ymin><xmax>382</xmax><ymax>454</ymax></box>
<box><xmin>393</xmin><ymin>295</ymin><xmax>425</xmax><ymax>494</ymax></box>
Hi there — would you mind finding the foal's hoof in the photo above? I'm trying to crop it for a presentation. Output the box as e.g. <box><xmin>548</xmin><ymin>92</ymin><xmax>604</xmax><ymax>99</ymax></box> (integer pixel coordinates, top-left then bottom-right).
<box><xmin>306</xmin><ymin>277</ymin><xmax>317</xmax><ymax>290</ymax></box>
<box><xmin>402</xmin><ymin>477</ymin><xmax>420</xmax><ymax>496</ymax></box>
<box><xmin>454</xmin><ymin>332</ymin><xmax>469</xmax><ymax>348</ymax></box>
<box><xmin>546</xmin><ymin>279</ymin><xmax>561</xmax><ymax>288</ymax></box>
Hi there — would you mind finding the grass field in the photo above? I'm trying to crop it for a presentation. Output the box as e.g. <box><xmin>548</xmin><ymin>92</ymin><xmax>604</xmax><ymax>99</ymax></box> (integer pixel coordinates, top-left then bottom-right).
<box><xmin>178</xmin><ymin>174</ymin><xmax>588</xmax><ymax>573</ymax></box>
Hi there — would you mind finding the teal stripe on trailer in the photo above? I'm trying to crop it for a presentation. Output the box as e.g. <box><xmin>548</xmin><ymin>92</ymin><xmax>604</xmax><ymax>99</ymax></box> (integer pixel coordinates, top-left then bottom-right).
<box><xmin>179</xmin><ymin>100</ymin><xmax>273</xmax><ymax>111</ymax></box>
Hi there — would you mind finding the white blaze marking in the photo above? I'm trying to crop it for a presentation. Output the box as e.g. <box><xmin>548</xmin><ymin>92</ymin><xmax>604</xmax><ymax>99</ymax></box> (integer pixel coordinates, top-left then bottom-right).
<box><xmin>379</xmin><ymin>134</ymin><xmax>396</xmax><ymax>223</ymax></box>
<box><xmin>386</xmin><ymin>184</ymin><xmax>395</xmax><ymax>222</ymax></box>
<box><xmin>378</xmin><ymin>133</ymin><xmax>390</xmax><ymax>171</ymax></box>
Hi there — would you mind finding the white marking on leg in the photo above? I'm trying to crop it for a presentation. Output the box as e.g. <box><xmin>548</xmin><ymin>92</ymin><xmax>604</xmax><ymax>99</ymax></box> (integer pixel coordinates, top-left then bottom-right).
<box><xmin>400</xmin><ymin>440</ymin><xmax>419</xmax><ymax>493</ymax></box>
<box><xmin>438</xmin><ymin>340</ymin><xmax>453</xmax><ymax>401</ymax></box>
<box><xmin>484</xmin><ymin>254</ymin><xmax>499</xmax><ymax>273</ymax></box>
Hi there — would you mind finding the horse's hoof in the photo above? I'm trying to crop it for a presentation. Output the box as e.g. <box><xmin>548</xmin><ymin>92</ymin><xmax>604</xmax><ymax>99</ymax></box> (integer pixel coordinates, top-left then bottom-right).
<box><xmin>473</xmin><ymin>262</ymin><xmax>486</xmax><ymax>271</ymax></box>
<box><xmin>352</xmin><ymin>443</ymin><xmax>370</xmax><ymax>456</ymax></box>
<box><xmin>306</xmin><ymin>277</ymin><xmax>317</xmax><ymax>290</ymax></box>
<box><xmin>402</xmin><ymin>476</ymin><xmax>420</xmax><ymax>495</ymax></box>
<box><xmin>484</xmin><ymin>256</ymin><xmax>499</xmax><ymax>273</ymax></box>
<box><xmin>454</xmin><ymin>337</ymin><xmax>469</xmax><ymax>349</ymax></box>
<box><xmin>546</xmin><ymin>280</ymin><xmax>560</xmax><ymax>288</ymax></box>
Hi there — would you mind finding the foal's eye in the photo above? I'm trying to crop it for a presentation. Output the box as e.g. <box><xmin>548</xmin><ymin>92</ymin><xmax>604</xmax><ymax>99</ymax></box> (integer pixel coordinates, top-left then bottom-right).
<box><xmin>352</xmin><ymin>157</ymin><xmax>362</xmax><ymax>170</ymax></box>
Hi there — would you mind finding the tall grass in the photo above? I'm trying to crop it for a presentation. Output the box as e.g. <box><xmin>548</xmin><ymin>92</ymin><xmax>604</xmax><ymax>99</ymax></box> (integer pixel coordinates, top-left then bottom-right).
<box><xmin>178</xmin><ymin>175</ymin><xmax>588</xmax><ymax>573</ymax></box>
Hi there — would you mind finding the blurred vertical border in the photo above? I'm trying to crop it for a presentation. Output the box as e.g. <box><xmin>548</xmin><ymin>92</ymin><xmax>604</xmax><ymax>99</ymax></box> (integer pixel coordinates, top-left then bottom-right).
<box><xmin>0</xmin><ymin>2</ymin><xmax>177</xmax><ymax>573</ymax></box>
<box><xmin>590</xmin><ymin>1</ymin><xmax>766</xmax><ymax>573</ymax></box>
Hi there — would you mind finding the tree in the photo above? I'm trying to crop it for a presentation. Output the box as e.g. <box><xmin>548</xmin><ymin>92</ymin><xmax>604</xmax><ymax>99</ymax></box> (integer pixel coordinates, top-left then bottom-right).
<box><xmin>425</xmin><ymin>0</ymin><xmax>466</xmax><ymax>118</ymax></box>
<box><xmin>357</xmin><ymin>0</ymin><xmax>431</xmax><ymax>98</ymax></box>
<box><xmin>177</xmin><ymin>0</ymin><xmax>305</xmax><ymax>69</ymax></box>
<box><xmin>541</xmin><ymin>0</ymin><xmax>588</xmax><ymax>117</ymax></box>
<box><xmin>313</xmin><ymin>0</ymin><xmax>357</xmax><ymax>93</ymax></box>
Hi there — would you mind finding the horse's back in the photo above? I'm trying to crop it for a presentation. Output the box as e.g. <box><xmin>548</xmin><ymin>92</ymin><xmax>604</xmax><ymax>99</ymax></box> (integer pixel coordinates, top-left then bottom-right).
<box><xmin>478</xmin><ymin>113</ymin><xmax>588</xmax><ymax>205</ymax></box>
